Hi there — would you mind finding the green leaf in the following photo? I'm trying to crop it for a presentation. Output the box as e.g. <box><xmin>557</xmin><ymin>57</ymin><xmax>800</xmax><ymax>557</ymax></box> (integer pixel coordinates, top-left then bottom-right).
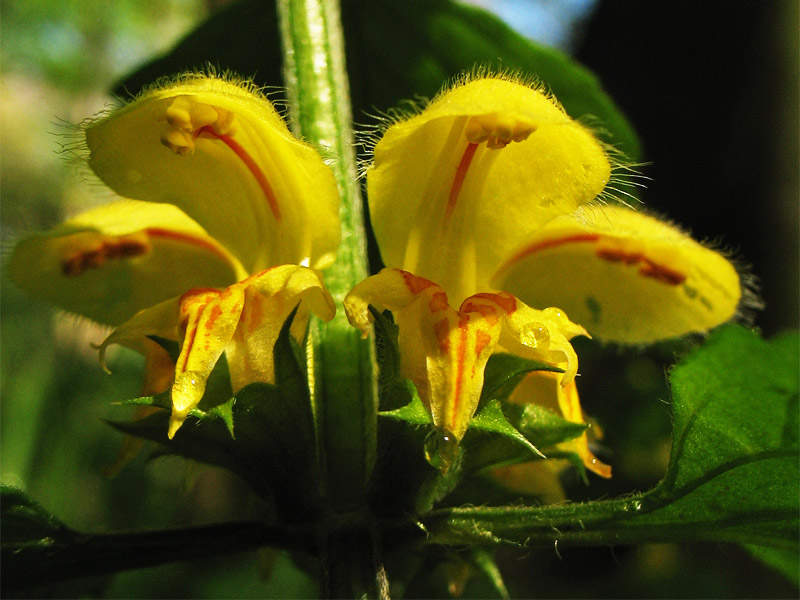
<box><xmin>115</xmin><ymin>0</ymin><xmax>639</xmax><ymax>161</ymax></box>
<box><xmin>508</xmin><ymin>403</ymin><xmax>587</xmax><ymax>449</ymax></box>
<box><xmin>420</xmin><ymin>325</ymin><xmax>800</xmax><ymax>550</ymax></box>
<box><xmin>468</xmin><ymin>399</ymin><xmax>544</xmax><ymax>460</ymax></box>
<box><xmin>480</xmin><ymin>352</ymin><xmax>563</xmax><ymax>407</ymax></box>
<box><xmin>662</xmin><ymin>326</ymin><xmax>798</xmax><ymax>495</ymax></box>
<box><xmin>1</xmin><ymin>484</ymin><xmax>67</xmax><ymax>547</ymax></box>
<box><xmin>120</xmin><ymin>390</ymin><xmax>171</xmax><ymax>409</ymax></box>
<box><xmin>118</xmin><ymin>350</ymin><xmax>235</xmax><ymax>434</ymax></box>
<box><xmin>110</xmin><ymin>310</ymin><xmax>321</xmax><ymax>519</ymax></box>
<box><xmin>460</xmin><ymin>403</ymin><xmax>587</xmax><ymax>475</ymax></box>
<box><xmin>111</xmin><ymin>1</ymin><xmax>282</xmax><ymax>100</ymax></box>
<box><xmin>379</xmin><ymin>389</ymin><xmax>432</xmax><ymax>426</ymax></box>
<box><xmin>109</xmin><ymin>409</ymin><xmax>266</xmax><ymax>496</ymax></box>
<box><xmin>469</xmin><ymin>547</ymin><xmax>510</xmax><ymax>599</ymax></box>
<box><xmin>370</xmin><ymin>306</ymin><xmax>412</xmax><ymax>412</ymax></box>
<box><xmin>743</xmin><ymin>544</ymin><xmax>800</xmax><ymax>586</ymax></box>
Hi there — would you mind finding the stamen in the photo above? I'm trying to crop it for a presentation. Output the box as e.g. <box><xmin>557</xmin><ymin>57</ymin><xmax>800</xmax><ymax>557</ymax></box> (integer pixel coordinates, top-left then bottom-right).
<box><xmin>445</xmin><ymin>115</ymin><xmax>537</xmax><ymax>226</ymax></box>
<box><xmin>160</xmin><ymin>97</ymin><xmax>279</xmax><ymax>220</ymax></box>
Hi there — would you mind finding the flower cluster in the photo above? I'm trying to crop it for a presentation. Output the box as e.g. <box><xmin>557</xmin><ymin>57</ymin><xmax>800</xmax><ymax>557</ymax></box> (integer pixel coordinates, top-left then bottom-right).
<box><xmin>10</xmin><ymin>73</ymin><xmax>742</xmax><ymax>479</ymax></box>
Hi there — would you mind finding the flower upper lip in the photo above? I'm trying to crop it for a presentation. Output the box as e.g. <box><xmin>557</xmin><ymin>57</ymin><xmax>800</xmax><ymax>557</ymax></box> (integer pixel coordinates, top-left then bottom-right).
<box><xmin>85</xmin><ymin>74</ymin><xmax>341</xmax><ymax>275</ymax></box>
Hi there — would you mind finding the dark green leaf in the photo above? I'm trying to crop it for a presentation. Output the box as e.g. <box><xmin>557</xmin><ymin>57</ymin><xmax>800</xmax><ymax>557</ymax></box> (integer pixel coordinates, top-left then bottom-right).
<box><xmin>1</xmin><ymin>484</ymin><xmax>67</xmax><ymax>546</ymax></box>
<box><xmin>112</xmin><ymin>1</ymin><xmax>282</xmax><ymax>100</ymax></box>
<box><xmin>370</xmin><ymin>306</ymin><xmax>412</xmax><ymax>411</ymax></box>
<box><xmin>120</xmin><ymin>390</ymin><xmax>171</xmax><ymax>410</ymax></box>
<box><xmin>469</xmin><ymin>547</ymin><xmax>510</xmax><ymax>599</ymax></box>
<box><xmin>110</xmin><ymin>310</ymin><xmax>321</xmax><ymax>519</ymax></box>
<box><xmin>1</xmin><ymin>485</ymin><xmax>302</xmax><ymax>595</ymax></box>
<box><xmin>743</xmin><ymin>544</ymin><xmax>800</xmax><ymax>586</ymax></box>
<box><xmin>118</xmin><ymin>350</ymin><xmax>234</xmax><ymax>433</ymax></box>
<box><xmin>460</xmin><ymin>403</ymin><xmax>587</xmax><ymax>475</ymax></box>
<box><xmin>108</xmin><ymin>409</ymin><xmax>267</xmax><ymax>497</ymax></box>
<box><xmin>116</xmin><ymin>0</ymin><xmax>639</xmax><ymax>161</ymax></box>
<box><xmin>421</xmin><ymin>326</ymin><xmax>800</xmax><ymax>550</ymax></box>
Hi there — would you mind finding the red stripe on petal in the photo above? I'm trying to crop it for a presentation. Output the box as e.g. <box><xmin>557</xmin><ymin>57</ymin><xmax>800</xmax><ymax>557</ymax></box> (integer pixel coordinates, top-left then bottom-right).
<box><xmin>638</xmin><ymin>259</ymin><xmax>686</xmax><ymax>285</ymax></box>
<box><xmin>198</xmin><ymin>126</ymin><xmax>281</xmax><ymax>220</ymax></box>
<box><xmin>595</xmin><ymin>247</ymin><xmax>686</xmax><ymax>285</ymax></box>
<box><xmin>445</xmin><ymin>142</ymin><xmax>479</xmax><ymax>224</ymax></box>
<box><xmin>503</xmin><ymin>234</ymin><xmax>601</xmax><ymax>268</ymax></box>
<box><xmin>451</xmin><ymin>325</ymin><xmax>468</xmax><ymax>430</ymax></box>
<box><xmin>145</xmin><ymin>228</ymin><xmax>233</xmax><ymax>262</ymax></box>
<box><xmin>474</xmin><ymin>329</ymin><xmax>492</xmax><ymax>357</ymax></box>
<box><xmin>500</xmin><ymin>234</ymin><xmax>686</xmax><ymax>287</ymax></box>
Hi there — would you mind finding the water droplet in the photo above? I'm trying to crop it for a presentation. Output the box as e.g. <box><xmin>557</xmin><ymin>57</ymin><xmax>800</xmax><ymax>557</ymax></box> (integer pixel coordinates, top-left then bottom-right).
<box><xmin>424</xmin><ymin>428</ymin><xmax>460</xmax><ymax>473</ymax></box>
<box><xmin>171</xmin><ymin>371</ymin><xmax>208</xmax><ymax>412</ymax></box>
<box><xmin>523</xmin><ymin>321</ymin><xmax>550</xmax><ymax>347</ymax></box>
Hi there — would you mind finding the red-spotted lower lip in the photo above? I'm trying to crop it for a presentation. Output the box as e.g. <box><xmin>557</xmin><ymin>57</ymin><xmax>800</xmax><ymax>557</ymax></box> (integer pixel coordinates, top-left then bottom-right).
<box><xmin>197</xmin><ymin>125</ymin><xmax>281</xmax><ymax>220</ymax></box>
<box><xmin>60</xmin><ymin>228</ymin><xmax>239</xmax><ymax>277</ymax></box>
<box><xmin>496</xmin><ymin>233</ymin><xmax>687</xmax><ymax>286</ymax></box>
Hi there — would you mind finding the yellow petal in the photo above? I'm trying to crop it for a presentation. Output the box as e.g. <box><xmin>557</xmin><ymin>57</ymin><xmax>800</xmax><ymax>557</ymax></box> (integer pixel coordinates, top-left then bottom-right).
<box><xmin>487</xmin><ymin>460</ymin><xmax>569</xmax><ymax>503</ymax></box>
<box><xmin>224</xmin><ymin>264</ymin><xmax>336</xmax><ymax>393</ymax></box>
<box><xmin>493</xmin><ymin>204</ymin><xmax>743</xmax><ymax>343</ymax></box>
<box><xmin>99</xmin><ymin>264</ymin><xmax>335</xmax><ymax>438</ymax></box>
<box><xmin>345</xmin><ymin>270</ymin><xmax>500</xmax><ymax>471</ymax></box>
<box><xmin>345</xmin><ymin>268</ymin><xmax>585</xmax><ymax>472</ymax></box>
<box><xmin>85</xmin><ymin>73</ymin><xmax>340</xmax><ymax>272</ymax></box>
<box><xmin>169</xmin><ymin>264</ymin><xmax>335</xmax><ymax>437</ymax></box>
<box><xmin>170</xmin><ymin>286</ymin><xmax>246</xmax><ymax>437</ymax></box>
<box><xmin>508</xmin><ymin>371</ymin><xmax>611</xmax><ymax>479</ymax></box>
<box><xmin>97</xmin><ymin>295</ymin><xmax>182</xmax><ymax>368</ymax></box>
<box><xmin>367</xmin><ymin>75</ymin><xmax>611</xmax><ymax>304</ymax></box>
<box><xmin>8</xmin><ymin>200</ymin><xmax>244</xmax><ymax>326</ymax></box>
<box><xmin>495</xmin><ymin>303</ymin><xmax>587</xmax><ymax>385</ymax></box>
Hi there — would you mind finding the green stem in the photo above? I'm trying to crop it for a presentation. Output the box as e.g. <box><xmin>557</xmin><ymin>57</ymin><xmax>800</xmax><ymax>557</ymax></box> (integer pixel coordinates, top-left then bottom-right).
<box><xmin>2</xmin><ymin>521</ymin><xmax>307</xmax><ymax>595</ymax></box>
<box><xmin>276</xmin><ymin>0</ymin><xmax>377</xmax><ymax>505</ymax></box>
<box><xmin>276</xmin><ymin>1</ymin><xmax>381</xmax><ymax>596</ymax></box>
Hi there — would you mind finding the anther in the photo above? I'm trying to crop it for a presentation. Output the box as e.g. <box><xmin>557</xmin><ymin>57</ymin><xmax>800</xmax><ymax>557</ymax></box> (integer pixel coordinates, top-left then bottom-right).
<box><xmin>464</xmin><ymin>114</ymin><xmax>536</xmax><ymax>149</ymax></box>
<box><xmin>160</xmin><ymin>97</ymin><xmax>237</xmax><ymax>155</ymax></box>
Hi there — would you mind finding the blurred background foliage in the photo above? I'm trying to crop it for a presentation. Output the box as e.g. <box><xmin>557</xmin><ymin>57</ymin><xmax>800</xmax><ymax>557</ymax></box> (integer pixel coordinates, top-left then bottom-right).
<box><xmin>1</xmin><ymin>0</ymin><xmax>797</xmax><ymax>598</ymax></box>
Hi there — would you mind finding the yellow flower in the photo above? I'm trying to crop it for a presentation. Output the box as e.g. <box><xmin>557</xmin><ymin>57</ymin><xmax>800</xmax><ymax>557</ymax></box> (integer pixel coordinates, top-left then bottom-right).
<box><xmin>85</xmin><ymin>73</ymin><xmax>340</xmax><ymax>275</ymax></box>
<box><xmin>9</xmin><ymin>73</ymin><xmax>341</xmax><ymax>436</ymax></box>
<box><xmin>348</xmin><ymin>74</ymin><xmax>742</xmax><ymax>474</ymax></box>
<box><xmin>100</xmin><ymin>265</ymin><xmax>335</xmax><ymax>437</ymax></box>
<box><xmin>345</xmin><ymin>269</ymin><xmax>586</xmax><ymax>472</ymax></box>
<box><xmin>493</xmin><ymin>203</ymin><xmax>742</xmax><ymax>344</ymax></box>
